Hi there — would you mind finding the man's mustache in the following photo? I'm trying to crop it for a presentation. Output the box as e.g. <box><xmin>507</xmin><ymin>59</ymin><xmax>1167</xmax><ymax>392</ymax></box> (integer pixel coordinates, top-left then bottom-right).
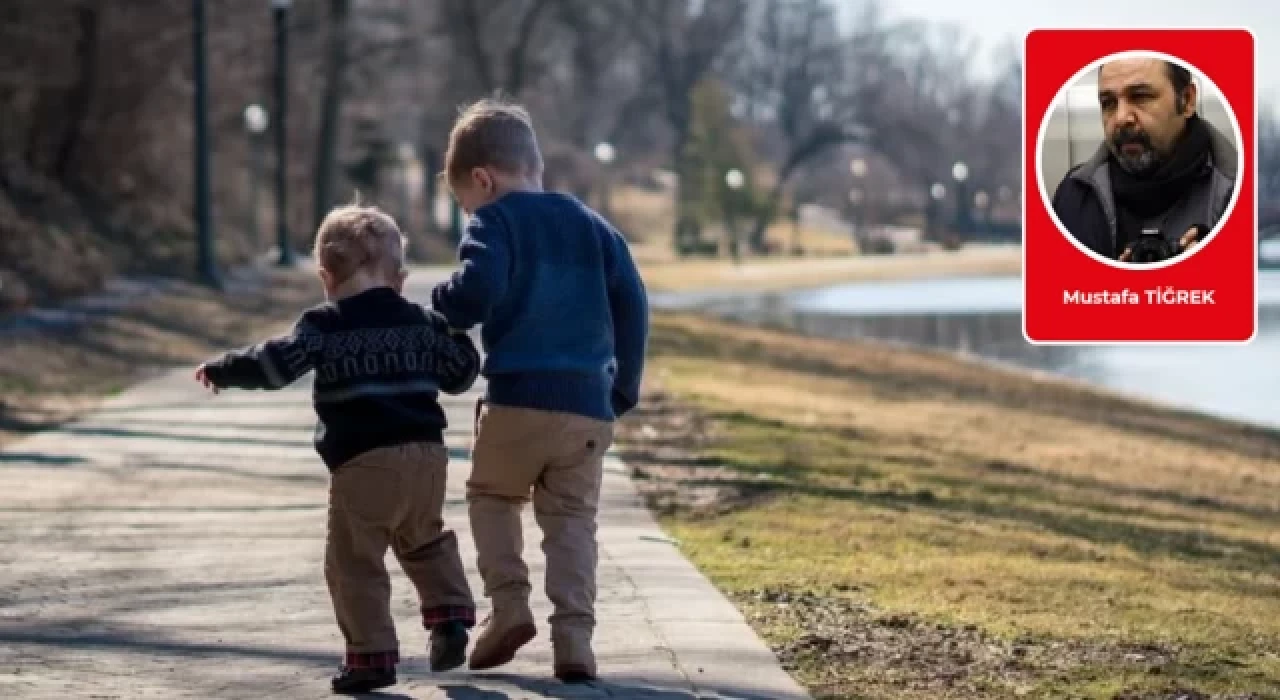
<box><xmin>1112</xmin><ymin>128</ymin><xmax>1152</xmax><ymax>151</ymax></box>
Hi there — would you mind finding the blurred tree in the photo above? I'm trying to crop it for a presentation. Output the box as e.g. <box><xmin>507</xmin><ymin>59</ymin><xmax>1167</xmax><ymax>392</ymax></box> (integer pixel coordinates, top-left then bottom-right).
<box><xmin>312</xmin><ymin>0</ymin><xmax>352</xmax><ymax>235</ymax></box>
<box><xmin>857</xmin><ymin>18</ymin><xmax>982</xmax><ymax>238</ymax></box>
<box><xmin>0</xmin><ymin>0</ymin><xmax>1020</xmax><ymax>309</ymax></box>
<box><xmin>436</xmin><ymin>0</ymin><xmax>557</xmax><ymax>98</ymax></box>
<box><xmin>343</xmin><ymin>116</ymin><xmax>391</xmax><ymax>199</ymax></box>
<box><xmin>728</xmin><ymin>0</ymin><xmax>872</xmax><ymax>253</ymax></box>
<box><xmin>626</xmin><ymin>0</ymin><xmax>749</xmax><ymax>247</ymax></box>
<box><xmin>960</xmin><ymin>39</ymin><xmax>1022</xmax><ymax>211</ymax></box>
<box><xmin>681</xmin><ymin>80</ymin><xmax>763</xmax><ymax>256</ymax></box>
<box><xmin>1</xmin><ymin>0</ymin><xmax>327</xmax><ymax>305</ymax></box>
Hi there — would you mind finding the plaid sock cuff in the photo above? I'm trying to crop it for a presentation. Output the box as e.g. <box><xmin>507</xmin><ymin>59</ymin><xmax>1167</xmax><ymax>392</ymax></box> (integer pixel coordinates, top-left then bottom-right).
<box><xmin>423</xmin><ymin>604</ymin><xmax>477</xmax><ymax>629</ymax></box>
<box><xmin>344</xmin><ymin>650</ymin><xmax>399</xmax><ymax>669</ymax></box>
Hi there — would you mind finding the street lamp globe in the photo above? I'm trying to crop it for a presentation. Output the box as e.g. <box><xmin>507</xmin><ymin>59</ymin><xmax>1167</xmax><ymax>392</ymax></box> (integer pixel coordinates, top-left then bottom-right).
<box><xmin>848</xmin><ymin>187</ymin><xmax>864</xmax><ymax>205</ymax></box>
<box><xmin>974</xmin><ymin>190</ymin><xmax>990</xmax><ymax>209</ymax></box>
<box><xmin>243</xmin><ymin>104</ymin><xmax>268</xmax><ymax>134</ymax></box>
<box><xmin>725</xmin><ymin>168</ymin><xmax>745</xmax><ymax>190</ymax></box>
<box><xmin>952</xmin><ymin>161</ymin><xmax>969</xmax><ymax>183</ymax></box>
<box><xmin>930</xmin><ymin>183</ymin><xmax>946</xmax><ymax>201</ymax></box>
<box><xmin>594</xmin><ymin>142</ymin><xmax>616</xmax><ymax>164</ymax></box>
<box><xmin>850</xmin><ymin>158</ymin><xmax>868</xmax><ymax>178</ymax></box>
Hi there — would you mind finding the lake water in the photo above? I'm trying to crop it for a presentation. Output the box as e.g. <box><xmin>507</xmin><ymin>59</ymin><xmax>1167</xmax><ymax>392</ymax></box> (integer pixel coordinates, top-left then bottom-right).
<box><xmin>654</xmin><ymin>267</ymin><xmax>1280</xmax><ymax>430</ymax></box>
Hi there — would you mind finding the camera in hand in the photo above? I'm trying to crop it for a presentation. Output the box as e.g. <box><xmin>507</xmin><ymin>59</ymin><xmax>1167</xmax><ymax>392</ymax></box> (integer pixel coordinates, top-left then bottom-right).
<box><xmin>1127</xmin><ymin>228</ymin><xmax>1177</xmax><ymax>263</ymax></box>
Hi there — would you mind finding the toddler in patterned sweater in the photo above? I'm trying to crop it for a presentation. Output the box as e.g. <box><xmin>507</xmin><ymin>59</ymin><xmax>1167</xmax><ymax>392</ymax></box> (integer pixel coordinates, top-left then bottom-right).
<box><xmin>196</xmin><ymin>204</ymin><xmax>479</xmax><ymax>694</ymax></box>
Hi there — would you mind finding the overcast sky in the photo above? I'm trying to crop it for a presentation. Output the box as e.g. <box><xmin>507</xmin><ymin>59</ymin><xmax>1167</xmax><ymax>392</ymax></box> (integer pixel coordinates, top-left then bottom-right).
<box><xmin>836</xmin><ymin>0</ymin><xmax>1280</xmax><ymax>105</ymax></box>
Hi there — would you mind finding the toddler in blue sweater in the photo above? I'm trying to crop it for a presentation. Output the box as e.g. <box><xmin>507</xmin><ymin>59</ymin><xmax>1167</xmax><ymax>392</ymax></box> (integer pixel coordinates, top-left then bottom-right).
<box><xmin>430</xmin><ymin>98</ymin><xmax>648</xmax><ymax>683</ymax></box>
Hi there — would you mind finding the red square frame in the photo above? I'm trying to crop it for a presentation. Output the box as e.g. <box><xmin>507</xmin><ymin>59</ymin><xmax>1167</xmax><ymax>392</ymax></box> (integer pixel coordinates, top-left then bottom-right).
<box><xmin>1022</xmin><ymin>28</ymin><xmax>1257</xmax><ymax>344</ymax></box>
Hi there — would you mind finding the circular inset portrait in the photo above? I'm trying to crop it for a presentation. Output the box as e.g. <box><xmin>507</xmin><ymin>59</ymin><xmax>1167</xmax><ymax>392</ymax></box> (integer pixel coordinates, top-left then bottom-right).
<box><xmin>1036</xmin><ymin>51</ymin><xmax>1242</xmax><ymax>269</ymax></box>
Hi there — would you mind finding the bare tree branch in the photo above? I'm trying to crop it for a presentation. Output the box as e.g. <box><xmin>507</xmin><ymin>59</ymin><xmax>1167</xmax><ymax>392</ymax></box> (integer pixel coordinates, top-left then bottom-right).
<box><xmin>505</xmin><ymin>0</ymin><xmax>553</xmax><ymax>96</ymax></box>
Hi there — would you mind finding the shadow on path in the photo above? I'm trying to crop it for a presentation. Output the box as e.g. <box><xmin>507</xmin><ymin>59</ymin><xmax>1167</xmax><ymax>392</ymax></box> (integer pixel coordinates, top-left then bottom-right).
<box><xmin>440</xmin><ymin>674</ymin><xmax>783</xmax><ymax>699</ymax></box>
<box><xmin>0</xmin><ymin>625</ymin><xmax>780</xmax><ymax>700</ymax></box>
<box><xmin>35</xmin><ymin>424</ymin><xmax>317</xmax><ymax>448</ymax></box>
<box><xmin>0</xmin><ymin>452</ymin><xmax>88</xmax><ymax>466</ymax></box>
<box><xmin>0</xmin><ymin>502</ymin><xmax>323</xmax><ymax>514</ymax></box>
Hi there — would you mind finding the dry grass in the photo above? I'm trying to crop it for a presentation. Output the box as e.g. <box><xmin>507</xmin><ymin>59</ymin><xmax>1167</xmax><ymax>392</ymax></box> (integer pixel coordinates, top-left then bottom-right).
<box><xmin>615</xmin><ymin>184</ymin><xmax>859</xmax><ymax>262</ymax></box>
<box><xmin>618</xmin><ymin>312</ymin><xmax>1280</xmax><ymax>700</ymax></box>
<box><xmin>0</xmin><ymin>267</ymin><xmax>323</xmax><ymax>448</ymax></box>
<box><xmin>610</xmin><ymin>186</ymin><xmax>676</xmax><ymax>259</ymax></box>
<box><xmin>607</xmin><ymin>184</ymin><xmax>1020</xmax><ymax>293</ymax></box>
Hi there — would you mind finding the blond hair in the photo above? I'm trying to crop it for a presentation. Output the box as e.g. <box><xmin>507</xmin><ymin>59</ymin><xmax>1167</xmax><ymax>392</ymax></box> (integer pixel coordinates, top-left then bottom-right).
<box><xmin>444</xmin><ymin>97</ymin><xmax>543</xmax><ymax>186</ymax></box>
<box><xmin>312</xmin><ymin>202</ymin><xmax>406</xmax><ymax>284</ymax></box>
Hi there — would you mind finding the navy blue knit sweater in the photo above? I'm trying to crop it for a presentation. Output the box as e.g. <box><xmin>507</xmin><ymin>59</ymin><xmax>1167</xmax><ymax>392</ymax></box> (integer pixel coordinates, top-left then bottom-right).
<box><xmin>200</xmin><ymin>287</ymin><xmax>480</xmax><ymax>470</ymax></box>
<box><xmin>430</xmin><ymin>191</ymin><xmax>648</xmax><ymax>421</ymax></box>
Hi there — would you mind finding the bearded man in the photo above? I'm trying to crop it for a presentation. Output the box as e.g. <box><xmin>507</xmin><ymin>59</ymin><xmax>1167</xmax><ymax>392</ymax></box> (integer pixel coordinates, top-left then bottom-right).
<box><xmin>1051</xmin><ymin>58</ymin><xmax>1237</xmax><ymax>263</ymax></box>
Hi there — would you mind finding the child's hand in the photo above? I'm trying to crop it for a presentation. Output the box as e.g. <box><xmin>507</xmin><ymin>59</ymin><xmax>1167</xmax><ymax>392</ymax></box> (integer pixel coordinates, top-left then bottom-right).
<box><xmin>195</xmin><ymin>364</ymin><xmax>219</xmax><ymax>394</ymax></box>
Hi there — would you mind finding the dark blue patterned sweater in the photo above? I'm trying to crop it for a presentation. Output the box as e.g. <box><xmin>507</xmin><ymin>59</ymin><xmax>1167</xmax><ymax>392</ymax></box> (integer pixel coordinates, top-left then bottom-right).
<box><xmin>200</xmin><ymin>286</ymin><xmax>480</xmax><ymax>470</ymax></box>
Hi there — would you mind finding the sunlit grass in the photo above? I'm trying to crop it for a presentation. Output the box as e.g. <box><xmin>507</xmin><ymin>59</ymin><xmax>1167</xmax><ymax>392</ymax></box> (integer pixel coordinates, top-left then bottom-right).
<box><xmin>635</xmin><ymin>312</ymin><xmax>1280</xmax><ymax>699</ymax></box>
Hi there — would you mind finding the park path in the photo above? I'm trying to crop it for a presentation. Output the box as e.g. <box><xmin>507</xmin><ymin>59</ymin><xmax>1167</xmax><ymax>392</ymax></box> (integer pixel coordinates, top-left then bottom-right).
<box><xmin>0</xmin><ymin>270</ymin><xmax>810</xmax><ymax>700</ymax></box>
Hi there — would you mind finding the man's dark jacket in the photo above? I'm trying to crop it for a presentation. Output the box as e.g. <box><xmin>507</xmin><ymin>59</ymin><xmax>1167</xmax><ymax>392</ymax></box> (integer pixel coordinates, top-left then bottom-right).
<box><xmin>1050</xmin><ymin>119</ymin><xmax>1237</xmax><ymax>259</ymax></box>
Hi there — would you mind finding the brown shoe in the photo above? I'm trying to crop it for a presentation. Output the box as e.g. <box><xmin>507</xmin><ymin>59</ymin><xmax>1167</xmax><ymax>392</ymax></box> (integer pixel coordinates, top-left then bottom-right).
<box><xmin>468</xmin><ymin>609</ymin><xmax>537</xmax><ymax>670</ymax></box>
<box><xmin>552</xmin><ymin>633</ymin><xmax>596</xmax><ymax>683</ymax></box>
<box><xmin>554</xmin><ymin>663</ymin><xmax>597</xmax><ymax>684</ymax></box>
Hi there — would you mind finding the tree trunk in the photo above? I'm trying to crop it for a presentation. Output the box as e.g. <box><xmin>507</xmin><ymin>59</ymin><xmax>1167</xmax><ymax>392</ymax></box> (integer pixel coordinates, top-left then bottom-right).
<box><xmin>53</xmin><ymin>4</ymin><xmax>99</xmax><ymax>182</ymax></box>
<box><xmin>668</xmin><ymin>95</ymin><xmax>696</xmax><ymax>251</ymax></box>
<box><xmin>312</xmin><ymin>0</ymin><xmax>351</xmax><ymax>235</ymax></box>
<box><xmin>746</xmin><ymin>128</ymin><xmax>849</xmax><ymax>254</ymax></box>
<box><xmin>671</xmin><ymin>128</ymin><xmax>699</xmax><ymax>255</ymax></box>
<box><xmin>748</xmin><ymin>179</ymin><xmax>788</xmax><ymax>254</ymax></box>
<box><xmin>503</xmin><ymin>0</ymin><xmax>551</xmax><ymax>96</ymax></box>
<box><xmin>420</xmin><ymin>143</ymin><xmax>440</xmax><ymax>236</ymax></box>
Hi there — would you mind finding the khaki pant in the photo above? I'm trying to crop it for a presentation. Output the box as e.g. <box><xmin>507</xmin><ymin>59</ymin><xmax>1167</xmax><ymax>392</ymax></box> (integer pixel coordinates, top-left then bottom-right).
<box><xmin>467</xmin><ymin>401</ymin><xmax>613</xmax><ymax>648</ymax></box>
<box><xmin>325</xmin><ymin>441</ymin><xmax>475</xmax><ymax>662</ymax></box>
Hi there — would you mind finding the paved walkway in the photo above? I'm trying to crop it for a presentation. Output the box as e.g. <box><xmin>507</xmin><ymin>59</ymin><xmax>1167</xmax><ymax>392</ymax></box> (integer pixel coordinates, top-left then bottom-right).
<box><xmin>0</xmin><ymin>273</ymin><xmax>809</xmax><ymax>699</ymax></box>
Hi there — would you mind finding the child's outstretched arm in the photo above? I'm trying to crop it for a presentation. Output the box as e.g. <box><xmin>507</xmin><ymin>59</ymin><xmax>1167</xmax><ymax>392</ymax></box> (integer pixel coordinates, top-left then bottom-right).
<box><xmin>197</xmin><ymin>316</ymin><xmax>316</xmax><ymax>392</ymax></box>
<box><xmin>605</xmin><ymin>225</ymin><xmax>649</xmax><ymax>418</ymax></box>
<box><xmin>430</xmin><ymin>210</ymin><xmax>510</xmax><ymax>330</ymax></box>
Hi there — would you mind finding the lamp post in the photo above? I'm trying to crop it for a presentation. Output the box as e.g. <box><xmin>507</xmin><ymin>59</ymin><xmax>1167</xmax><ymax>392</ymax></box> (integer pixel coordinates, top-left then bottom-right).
<box><xmin>951</xmin><ymin>160</ymin><xmax>970</xmax><ymax>234</ymax></box>
<box><xmin>725</xmin><ymin>168</ymin><xmax>745</xmax><ymax>264</ymax></box>
<box><xmin>997</xmin><ymin>186</ymin><xmax>1013</xmax><ymax>240</ymax></box>
<box><xmin>243</xmin><ymin>104</ymin><xmax>268</xmax><ymax>253</ymax></box>
<box><xmin>848</xmin><ymin>186</ymin><xmax>865</xmax><ymax>240</ymax></box>
<box><xmin>193</xmin><ymin>0</ymin><xmax>220</xmax><ymax>288</ymax></box>
<box><xmin>272</xmin><ymin>0</ymin><xmax>295</xmax><ymax>266</ymax></box>
<box><xmin>398</xmin><ymin>142</ymin><xmax>417</xmax><ymax>234</ymax></box>
<box><xmin>974</xmin><ymin>190</ymin><xmax>990</xmax><ymax>236</ymax></box>
<box><xmin>928</xmin><ymin>182</ymin><xmax>946</xmax><ymax>238</ymax></box>
<box><xmin>849</xmin><ymin>157</ymin><xmax>868</xmax><ymax>235</ymax></box>
<box><xmin>594</xmin><ymin>141</ymin><xmax>615</xmax><ymax>217</ymax></box>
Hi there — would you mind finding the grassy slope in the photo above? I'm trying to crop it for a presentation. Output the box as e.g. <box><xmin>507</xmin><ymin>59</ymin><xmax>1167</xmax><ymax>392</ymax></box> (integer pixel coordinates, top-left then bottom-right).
<box><xmin>619</xmin><ymin>313</ymin><xmax>1280</xmax><ymax>700</ymax></box>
